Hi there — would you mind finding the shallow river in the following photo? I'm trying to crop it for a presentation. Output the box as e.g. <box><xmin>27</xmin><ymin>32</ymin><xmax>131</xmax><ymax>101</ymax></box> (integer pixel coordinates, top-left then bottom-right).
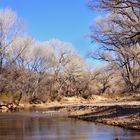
<box><xmin>0</xmin><ymin>111</ymin><xmax>140</xmax><ymax>140</ymax></box>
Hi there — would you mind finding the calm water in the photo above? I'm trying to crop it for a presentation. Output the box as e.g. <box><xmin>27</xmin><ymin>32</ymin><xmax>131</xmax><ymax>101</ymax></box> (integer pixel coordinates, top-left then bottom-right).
<box><xmin>0</xmin><ymin>112</ymin><xmax>140</xmax><ymax>140</ymax></box>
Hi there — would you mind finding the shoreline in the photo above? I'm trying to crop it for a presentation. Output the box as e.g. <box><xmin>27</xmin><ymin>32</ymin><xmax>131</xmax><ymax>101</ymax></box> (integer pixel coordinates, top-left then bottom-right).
<box><xmin>22</xmin><ymin>101</ymin><xmax>140</xmax><ymax>131</ymax></box>
<box><xmin>67</xmin><ymin>105</ymin><xmax>140</xmax><ymax>131</ymax></box>
<box><xmin>39</xmin><ymin>103</ymin><xmax>140</xmax><ymax>131</ymax></box>
<box><xmin>0</xmin><ymin>100</ymin><xmax>140</xmax><ymax>131</ymax></box>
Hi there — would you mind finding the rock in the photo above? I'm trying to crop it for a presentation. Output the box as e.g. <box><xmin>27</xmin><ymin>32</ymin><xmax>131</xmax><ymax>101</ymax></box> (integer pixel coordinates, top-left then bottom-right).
<box><xmin>1</xmin><ymin>106</ymin><xmax>8</xmax><ymax>112</ymax></box>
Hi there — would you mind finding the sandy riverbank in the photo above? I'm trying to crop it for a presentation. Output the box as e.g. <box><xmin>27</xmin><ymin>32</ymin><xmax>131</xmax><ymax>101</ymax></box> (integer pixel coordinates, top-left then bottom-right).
<box><xmin>1</xmin><ymin>95</ymin><xmax>140</xmax><ymax>131</ymax></box>
<box><xmin>31</xmin><ymin>100</ymin><xmax>140</xmax><ymax>131</ymax></box>
<box><xmin>24</xmin><ymin>101</ymin><xmax>140</xmax><ymax>131</ymax></box>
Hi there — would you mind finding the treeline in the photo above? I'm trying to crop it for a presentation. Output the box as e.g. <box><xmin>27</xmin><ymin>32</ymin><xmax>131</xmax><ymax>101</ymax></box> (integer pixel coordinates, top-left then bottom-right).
<box><xmin>0</xmin><ymin>8</ymin><xmax>92</xmax><ymax>104</ymax></box>
<box><xmin>0</xmin><ymin>0</ymin><xmax>140</xmax><ymax>104</ymax></box>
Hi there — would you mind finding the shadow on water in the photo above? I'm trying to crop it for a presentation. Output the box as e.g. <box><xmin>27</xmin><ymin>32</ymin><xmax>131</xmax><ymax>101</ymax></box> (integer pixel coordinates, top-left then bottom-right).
<box><xmin>0</xmin><ymin>112</ymin><xmax>140</xmax><ymax>140</ymax></box>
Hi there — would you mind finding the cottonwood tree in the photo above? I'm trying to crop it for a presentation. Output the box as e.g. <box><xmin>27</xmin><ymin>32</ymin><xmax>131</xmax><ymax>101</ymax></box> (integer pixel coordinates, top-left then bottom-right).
<box><xmin>88</xmin><ymin>0</ymin><xmax>140</xmax><ymax>92</ymax></box>
<box><xmin>0</xmin><ymin>8</ymin><xmax>24</xmax><ymax>73</ymax></box>
<box><xmin>1</xmin><ymin>36</ymin><xmax>34</xmax><ymax>103</ymax></box>
<box><xmin>46</xmin><ymin>39</ymin><xmax>80</xmax><ymax>99</ymax></box>
<box><xmin>63</xmin><ymin>54</ymin><xmax>86</xmax><ymax>96</ymax></box>
<box><xmin>0</xmin><ymin>8</ymin><xmax>25</xmax><ymax>103</ymax></box>
<box><xmin>7</xmin><ymin>36</ymin><xmax>33</xmax><ymax>68</ymax></box>
<box><xmin>26</xmin><ymin>41</ymin><xmax>55</xmax><ymax>101</ymax></box>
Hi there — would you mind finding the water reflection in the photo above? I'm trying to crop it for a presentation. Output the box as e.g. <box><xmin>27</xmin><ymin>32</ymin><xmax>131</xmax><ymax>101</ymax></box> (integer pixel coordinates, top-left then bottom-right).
<box><xmin>0</xmin><ymin>112</ymin><xmax>139</xmax><ymax>140</ymax></box>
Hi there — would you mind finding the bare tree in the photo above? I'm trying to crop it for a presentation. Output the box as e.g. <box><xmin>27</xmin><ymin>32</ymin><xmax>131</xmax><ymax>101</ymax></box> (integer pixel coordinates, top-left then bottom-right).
<box><xmin>88</xmin><ymin>0</ymin><xmax>140</xmax><ymax>92</ymax></box>
<box><xmin>0</xmin><ymin>8</ymin><xmax>24</xmax><ymax>73</ymax></box>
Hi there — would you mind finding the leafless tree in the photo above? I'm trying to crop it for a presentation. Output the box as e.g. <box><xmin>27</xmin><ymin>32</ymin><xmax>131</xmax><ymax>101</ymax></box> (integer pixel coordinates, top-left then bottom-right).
<box><xmin>0</xmin><ymin>8</ymin><xmax>24</xmax><ymax>73</ymax></box>
<box><xmin>88</xmin><ymin>0</ymin><xmax>140</xmax><ymax>92</ymax></box>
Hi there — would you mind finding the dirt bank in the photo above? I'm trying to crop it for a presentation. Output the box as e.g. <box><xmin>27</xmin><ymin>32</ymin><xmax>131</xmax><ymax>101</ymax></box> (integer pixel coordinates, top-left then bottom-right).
<box><xmin>68</xmin><ymin>105</ymin><xmax>140</xmax><ymax>131</ymax></box>
<box><xmin>27</xmin><ymin>100</ymin><xmax>140</xmax><ymax>131</ymax></box>
<box><xmin>1</xmin><ymin>95</ymin><xmax>140</xmax><ymax>131</ymax></box>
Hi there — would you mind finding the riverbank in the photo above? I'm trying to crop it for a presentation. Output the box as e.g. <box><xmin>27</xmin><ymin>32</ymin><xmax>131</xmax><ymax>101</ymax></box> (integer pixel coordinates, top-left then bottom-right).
<box><xmin>68</xmin><ymin>105</ymin><xmax>140</xmax><ymax>131</ymax></box>
<box><xmin>0</xmin><ymin>95</ymin><xmax>140</xmax><ymax>131</ymax></box>
<box><xmin>1</xmin><ymin>102</ymin><xmax>140</xmax><ymax>131</ymax></box>
<box><xmin>27</xmin><ymin>101</ymin><xmax>140</xmax><ymax>131</ymax></box>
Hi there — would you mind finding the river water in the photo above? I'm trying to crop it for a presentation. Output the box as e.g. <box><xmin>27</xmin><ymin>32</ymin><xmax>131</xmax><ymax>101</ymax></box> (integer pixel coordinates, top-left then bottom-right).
<box><xmin>0</xmin><ymin>112</ymin><xmax>140</xmax><ymax>140</ymax></box>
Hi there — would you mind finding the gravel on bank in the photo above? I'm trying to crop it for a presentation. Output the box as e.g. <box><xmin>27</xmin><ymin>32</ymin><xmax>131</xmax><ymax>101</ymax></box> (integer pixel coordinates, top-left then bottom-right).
<box><xmin>68</xmin><ymin>105</ymin><xmax>140</xmax><ymax>131</ymax></box>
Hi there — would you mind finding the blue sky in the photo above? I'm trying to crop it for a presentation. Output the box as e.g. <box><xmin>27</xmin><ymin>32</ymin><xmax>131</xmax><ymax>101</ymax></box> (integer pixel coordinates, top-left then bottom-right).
<box><xmin>0</xmin><ymin>0</ymin><xmax>100</xmax><ymax>60</ymax></box>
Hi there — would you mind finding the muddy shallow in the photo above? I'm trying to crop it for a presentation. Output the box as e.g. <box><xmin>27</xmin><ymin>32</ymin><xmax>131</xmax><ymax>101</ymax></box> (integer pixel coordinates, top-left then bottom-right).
<box><xmin>0</xmin><ymin>111</ymin><xmax>140</xmax><ymax>140</ymax></box>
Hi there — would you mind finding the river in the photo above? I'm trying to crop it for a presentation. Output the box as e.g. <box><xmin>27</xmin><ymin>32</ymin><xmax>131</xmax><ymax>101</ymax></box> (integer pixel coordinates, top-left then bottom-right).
<box><xmin>0</xmin><ymin>111</ymin><xmax>140</xmax><ymax>140</ymax></box>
